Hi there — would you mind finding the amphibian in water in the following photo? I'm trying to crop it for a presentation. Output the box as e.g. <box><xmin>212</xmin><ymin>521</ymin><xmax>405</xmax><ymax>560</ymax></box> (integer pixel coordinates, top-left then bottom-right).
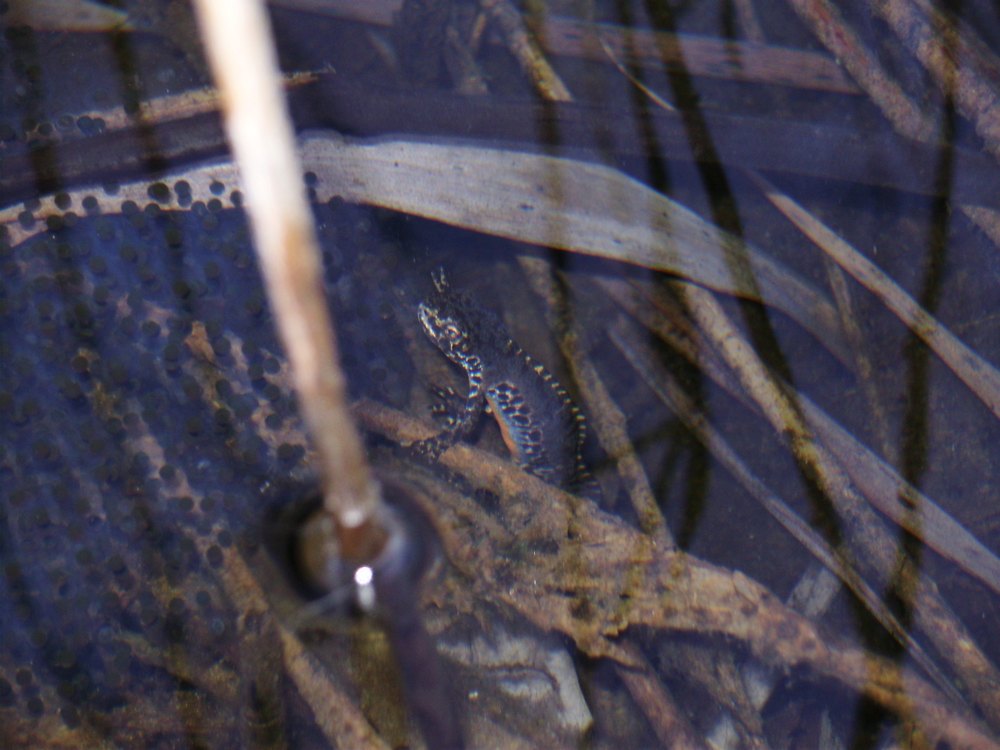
<box><xmin>415</xmin><ymin>268</ymin><xmax>599</xmax><ymax>498</ymax></box>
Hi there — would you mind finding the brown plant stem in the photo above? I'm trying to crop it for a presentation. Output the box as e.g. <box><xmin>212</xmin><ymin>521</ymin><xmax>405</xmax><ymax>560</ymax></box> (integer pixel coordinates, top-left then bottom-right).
<box><xmin>608</xmin><ymin>313</ymin><xmax>958</xmax><ymax>704</ymax></box>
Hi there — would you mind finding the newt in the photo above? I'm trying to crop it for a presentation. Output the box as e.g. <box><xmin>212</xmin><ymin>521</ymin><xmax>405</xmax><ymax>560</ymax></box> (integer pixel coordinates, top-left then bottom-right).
<box><xmin>415</xmin><ymin>268</ymin><xmax>600</xmax><ymax>499</ymax></box>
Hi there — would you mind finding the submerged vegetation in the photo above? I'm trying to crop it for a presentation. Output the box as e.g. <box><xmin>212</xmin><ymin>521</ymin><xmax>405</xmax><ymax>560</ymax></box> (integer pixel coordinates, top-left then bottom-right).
<box><xmin>1</xmin><ymin>0</ymin><xmax>999</xmax><ymax>748</ymax></box>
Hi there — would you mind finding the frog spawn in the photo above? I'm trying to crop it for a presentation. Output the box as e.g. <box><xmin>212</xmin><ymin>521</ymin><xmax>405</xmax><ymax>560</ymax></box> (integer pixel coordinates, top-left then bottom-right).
<box><xmin>2</xmin><ymin>203</ymin><xmax>269</xmax><ymax>743</ymax></box>
<box><xmin>0</xmin><ymin>194</ymin><xmax>417</xmax><ymax>745</ymax></box>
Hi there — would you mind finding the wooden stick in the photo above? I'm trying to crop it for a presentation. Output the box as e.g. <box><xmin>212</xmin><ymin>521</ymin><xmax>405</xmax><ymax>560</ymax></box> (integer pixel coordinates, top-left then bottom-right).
<box><xmin>191</xmin><ymin>0</ymin><xmax>382</xmax><ymax>556</ymax></box>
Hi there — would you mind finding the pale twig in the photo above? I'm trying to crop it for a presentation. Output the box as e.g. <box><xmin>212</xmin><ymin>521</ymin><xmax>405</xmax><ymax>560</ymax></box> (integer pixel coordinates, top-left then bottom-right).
<box><xmin>191</xmin><ymin>0</ymin><xmax>383</xmax><ymax>557</ymax></box>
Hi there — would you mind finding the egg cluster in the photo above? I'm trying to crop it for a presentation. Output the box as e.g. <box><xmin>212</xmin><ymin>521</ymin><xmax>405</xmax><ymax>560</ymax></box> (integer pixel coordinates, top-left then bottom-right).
<box><xmin>0</xmin><ymin>188</ymin><xmax>412</xmax><ymax>742</ymax></box>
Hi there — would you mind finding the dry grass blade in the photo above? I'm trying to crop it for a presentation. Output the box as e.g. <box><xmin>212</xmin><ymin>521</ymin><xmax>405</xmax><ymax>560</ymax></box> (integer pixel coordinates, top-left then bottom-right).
<box><xmin>802</xmin><ymin>394</ymin><xmax>1000</xmax><ymax>596</ymax></box>
<box><xmin>783</xmin><ymin>0</ymin><xmax>1000</xmax><ymax>253</ymax></box>
<box><xmin>604</xmin><ymin>278</ymin><xmax>1000</xmax><ymax>727</ymax></box>
<box><xmin>667</xmin><ymin>280</ymin><xmax>992</xmax><ymax>714</ymax></box>
<box><xmin>86</xmin><ymin>73</ymin><xmax>319</xmax><ymax>135</ymax></box>
<box><xmin>823</xmin><ymin>257</ymin><xmax>893</xmax><ymax>456</ymax></box>
<box><xmin>536</xmin><ymin>15</ymin><xmax>859</xmax><ymax>94</ymax></box>
<box><xmin>212</xmin><ymin>542</ymin><xmax>391</xmax><ymax>750</ymax></box>
<box><xmin>749</xmin><ymin>170</ymin><xmax>1000</xmax><ymax>423</ymax></box>
<box><xmin>609</xmin><ymin>315</ymin><xmax>961</xmax><ymax>704</ymax></box>
<box><xmin>872</xmin><ymin>0</ymin><xmax>1000</xmax><ymax>159</ymax></box>
<box><xmin>1</xmin><ymin>135</ymin><xmax>850</xmax><ymax>364</ymax></box>
<box><xmin>299</xmin><ymin>132</ymin><xmax>850</xmax><ymax>362</ymax></box>
<box><xmin>480</xmin><ymin>0</ymin><xmax>573</xmax><ymax>101</ymax></box>
<box><xmin>272</xmin><ymin>0</ymin><xmax>858</xmax><ymax>94</ymax></box>
<box><xmin>614</xmin><ymin>644</ymin><xmax>712</xmax><ymax>750</ymax></box>
<box><xmin>517</xmin><ymin>256</ymin><xmax>672</xmax><ymax>546</ymax></box>
<box><xmin>6</xmin><ymin>152</ymin><xmax>995</xmax><ymax>590</ymax></box>
<box><xmin>516</xmin><ymin>257</ymin><xmax>717</xmax><ymax>745</ymax></box>
<box><xmin>605</xmin><ymin>276</ymin><xmax>1000</xmax><ymax>599</ymax></box>
<box><xmin>783</xmin><ymin>0</ymin><xmax>934</xmax><ymax>140</ymax></box>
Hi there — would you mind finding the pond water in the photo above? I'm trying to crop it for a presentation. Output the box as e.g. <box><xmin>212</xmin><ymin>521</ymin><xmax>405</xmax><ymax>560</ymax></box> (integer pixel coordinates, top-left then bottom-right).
<box><xmin>1</xmin><ymin>1</ymin><xmax>999</xmax><ymax>749</ymax></box>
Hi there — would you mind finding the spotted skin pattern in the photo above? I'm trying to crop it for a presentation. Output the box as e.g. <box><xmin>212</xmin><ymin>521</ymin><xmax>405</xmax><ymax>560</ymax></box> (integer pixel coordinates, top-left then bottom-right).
<box><xmin>416</xmin><ymin>269</ymin><xmax>599</xmax><ymax>498</ymax></box>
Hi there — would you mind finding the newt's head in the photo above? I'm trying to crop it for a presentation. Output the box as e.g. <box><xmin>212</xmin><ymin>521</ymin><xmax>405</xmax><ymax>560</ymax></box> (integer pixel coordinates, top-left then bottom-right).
<box><xmin>417</xmin><ymin>268</ymin><xmax>504</xmax><ymax>371</ymax></box>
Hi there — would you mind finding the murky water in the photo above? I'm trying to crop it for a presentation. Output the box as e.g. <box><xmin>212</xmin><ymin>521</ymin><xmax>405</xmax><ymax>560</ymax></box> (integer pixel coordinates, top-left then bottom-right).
<box><xmin>2</xmin><ymin>2</ymin><xmax>1000</xmax><ymax>749</ymax></box>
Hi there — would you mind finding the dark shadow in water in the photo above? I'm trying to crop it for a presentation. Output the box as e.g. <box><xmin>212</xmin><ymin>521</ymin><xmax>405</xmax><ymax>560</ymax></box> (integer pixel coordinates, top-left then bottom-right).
<box><xmin>630</xmin><ymin>0</ymin><xmax>854</xmax><ymax>577</ymax></box>
<box><xmin>608</xmin><ymin>0</ymin><xmax>713</xmax><ymax>549</ymax></box>
<box><xmin>4</xmin><ymin>26</ymin><xmax>58</xmax><ymax>197</ymax></box>
<box><xmin>107</xmin><ymin>27</ymin><xmax>180</xmax><ymax>179</ymax></box>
